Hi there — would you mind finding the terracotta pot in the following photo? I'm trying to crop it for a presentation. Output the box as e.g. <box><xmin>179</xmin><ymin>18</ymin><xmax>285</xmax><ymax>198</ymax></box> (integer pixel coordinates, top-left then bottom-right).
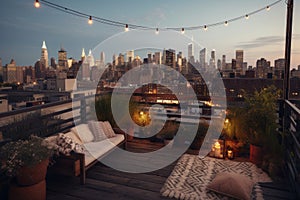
<box><xmin>249</xmin><ymin>144</ymin><xmax>263</xmax><ymax>167</ymax></box>
<box><xmin>16</xmin><ymin>159</ymin><xmax>49</xmax><ymax>186</ymax></box>
<box><xmin>9</xmin><ymin>180</ymin><xmax>46</xmax><ymax>200</ymax></box>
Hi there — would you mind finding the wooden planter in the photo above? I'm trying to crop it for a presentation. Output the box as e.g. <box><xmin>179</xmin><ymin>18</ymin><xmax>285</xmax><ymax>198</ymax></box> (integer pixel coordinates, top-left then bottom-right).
<box><xmin>249</xmin><ymin>144</ymin><xmax>263</xmax><ymax>167</ymax></box>
<box><xmin>16</xmin><ymin>159</ymin><xmax>49</xmax><ymax>186</ymax></box>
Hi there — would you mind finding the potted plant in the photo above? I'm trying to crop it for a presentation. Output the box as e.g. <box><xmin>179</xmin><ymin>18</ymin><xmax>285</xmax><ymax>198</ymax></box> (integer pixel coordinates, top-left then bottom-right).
<box><xmin>234</xmin><ymin>86</ymin><xmax>280</xmax><ymax>166</ymax></box>
<box><xmin>0</xmin><ymin>135</ymin><xmax>55</xmax><ymax>200</ymax></box>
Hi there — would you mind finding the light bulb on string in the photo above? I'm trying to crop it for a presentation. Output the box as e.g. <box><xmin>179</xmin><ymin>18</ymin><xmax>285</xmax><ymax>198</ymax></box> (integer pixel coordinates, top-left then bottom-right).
<box><xmin>266</xmin><ymin>6</ymin><xmax>270</xmax><ymax>11</ymax></box>
<box><xmin>155</xmin><ymin>28</ymin><xmax>159</xmax><ymax>34</ymax></box>
<box><xmin>88</xmin><ymin>16</ymin><xmax>93</xmax><ymax>25</ymax></box>
<box><xmin>181</xmin><ymin>28</ymin><xmax>185</xmax><ymax>34</ymax></box>
<box><xmin>245</xmin><ymin>14</ymin><xmax>249</xmax><ymax>20</ymax></box>
<box><xmin>224</xmin><ymin>21</ymin><xmax>228</xmax><ymax>26</ymax></box>
<box><xmin>203</xmin><ymin>25</ymin><xmax>208</xmax><ymax>31</ymax></box>
<box><xmin>34</xmin><ymin>0</ymin><xmax>40</xmax><ymax>8</ymax></box>
<box><xmin>125</xmin><ymin>24</ymin><xmax>129</xmax><ymax>32</ymax></box>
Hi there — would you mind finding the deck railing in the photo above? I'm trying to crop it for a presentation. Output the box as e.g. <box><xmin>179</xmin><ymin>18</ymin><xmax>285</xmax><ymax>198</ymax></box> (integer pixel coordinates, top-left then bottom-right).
<box><xmin>282</xmin><ymin>99</ymin><xmax>300</xmax><ymax>197</ymax></box>
<box><xmin>0</xmin><ymin>95</ymin><xmax>94</xmax><ymax>140</ymax></box>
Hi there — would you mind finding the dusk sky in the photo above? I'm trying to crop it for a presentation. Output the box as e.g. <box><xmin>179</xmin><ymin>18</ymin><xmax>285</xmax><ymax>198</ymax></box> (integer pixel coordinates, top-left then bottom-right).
<box><xmin>0</xmin><ymin>0</ymin><xmax>299</xmax><ymax>68</ymax></box>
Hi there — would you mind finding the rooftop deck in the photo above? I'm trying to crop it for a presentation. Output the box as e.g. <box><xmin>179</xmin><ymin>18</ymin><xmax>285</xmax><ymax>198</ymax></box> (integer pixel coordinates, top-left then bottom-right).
<box><xmin>46</xmin><ymin>139</ymin><xmax>297</xmax><ymax>200</ymax></box>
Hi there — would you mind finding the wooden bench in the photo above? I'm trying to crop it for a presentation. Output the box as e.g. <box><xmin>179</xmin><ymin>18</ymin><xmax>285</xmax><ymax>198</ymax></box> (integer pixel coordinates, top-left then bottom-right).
<box><xmin>48</xmin><ymin>123</ymin><xmax>127</xmax><ymax>184</ymax></box>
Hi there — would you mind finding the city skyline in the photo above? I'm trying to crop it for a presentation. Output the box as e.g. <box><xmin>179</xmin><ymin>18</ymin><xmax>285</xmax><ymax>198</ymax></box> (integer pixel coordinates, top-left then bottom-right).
<box><xmin>0</xmin><ymin>0</ymin><xmax>300</xmax><ymax>68</ymax></box>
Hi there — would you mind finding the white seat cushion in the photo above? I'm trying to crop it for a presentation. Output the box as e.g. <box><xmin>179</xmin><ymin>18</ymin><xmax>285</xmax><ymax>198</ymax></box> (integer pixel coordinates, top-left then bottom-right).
<box><xmin>83</xmin><ymin>134</ymin><xmax>124</xmax><ymax>166</ymax></box>
<box><xmin>71</xmin><ymin>124</ymin><xmax>94</xmax><ymax>143</ymax></box>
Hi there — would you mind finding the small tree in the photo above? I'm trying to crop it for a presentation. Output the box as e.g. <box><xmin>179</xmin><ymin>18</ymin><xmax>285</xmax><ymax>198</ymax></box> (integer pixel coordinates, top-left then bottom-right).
<box><xmin>241</xmin><ymin>86</ymin><xmax>280</xmax><ymax>146</ymax></box>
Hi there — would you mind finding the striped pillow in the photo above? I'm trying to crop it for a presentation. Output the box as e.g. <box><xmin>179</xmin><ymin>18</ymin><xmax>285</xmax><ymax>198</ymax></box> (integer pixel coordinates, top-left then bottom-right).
<box><xmin>88</xmin><ymin>121</ymin><xmax>107</xmax><ymax>142</ymax></box>
<box><xmin>101</xmin><ymin>121</ymin><xmax>116</xmax><ymax>138</ymax></box>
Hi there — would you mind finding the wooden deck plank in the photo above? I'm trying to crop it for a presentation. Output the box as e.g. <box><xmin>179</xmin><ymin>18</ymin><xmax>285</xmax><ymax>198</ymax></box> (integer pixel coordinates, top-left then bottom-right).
<box><xmin>46</xmin><ymin>139</ymin><xmax>297</xmax><ymax>200</ymax></box>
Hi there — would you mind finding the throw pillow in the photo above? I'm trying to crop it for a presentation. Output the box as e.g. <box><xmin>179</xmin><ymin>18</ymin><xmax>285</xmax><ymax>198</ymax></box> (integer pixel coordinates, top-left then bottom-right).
<box><xmin>71</xmin><ymin>124</ymin><xmax>94</xmax><ymax>143</ymax></box>
<box><xmin>56</xmin><ymin>133</ymin><xmax>84</xmax><ymax>156</ymax></box>
<box><xmin>102</xmin><ymin>121</ymin><xmax>116</xmax><ymax>138</ymax></box>
<box><xmin>207</xmin><ymin>172</ymin><xmax>254</xmax><ymax>200</ymax></box>
<box><xmin>88</xmin><ymin>120</ymin><xmax>107</xmax><ymax>142</ymax></box>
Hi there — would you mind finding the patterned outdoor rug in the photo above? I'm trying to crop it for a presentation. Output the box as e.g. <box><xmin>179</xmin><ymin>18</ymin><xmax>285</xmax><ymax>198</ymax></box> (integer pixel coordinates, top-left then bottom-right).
<box><xmin>161</xmin><ymin>154</ymin><xmax>271</xmax><ymax>200</ymax></box>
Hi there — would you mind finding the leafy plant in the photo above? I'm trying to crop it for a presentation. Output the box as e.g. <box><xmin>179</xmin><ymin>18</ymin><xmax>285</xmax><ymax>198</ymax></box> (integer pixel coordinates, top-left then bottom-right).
<box><xmin>0</xmin><ymin>135</ymin><xmax>54</xmax><ymax>177</ymax></box>
<box><xmin>229</xmin><ymin>86</ymin><xmax>280</xmax><ymax>146</ymax></box>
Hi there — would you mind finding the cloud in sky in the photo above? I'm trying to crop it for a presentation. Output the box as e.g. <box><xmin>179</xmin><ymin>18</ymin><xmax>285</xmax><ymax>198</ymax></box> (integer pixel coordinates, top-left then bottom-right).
<box><xmin>235</xmin><ymin>34</ymin><xmax>300</xmax><ymax>49</ymax></box>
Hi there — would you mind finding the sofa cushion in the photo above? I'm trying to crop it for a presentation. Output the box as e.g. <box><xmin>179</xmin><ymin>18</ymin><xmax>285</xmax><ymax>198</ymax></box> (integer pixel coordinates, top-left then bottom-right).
<box><xmin>84</xmin><ymin>134</ymin><xmax>125</xmax><ymax>166</ymax></box>
<box><xmin>71</xmin><ymin>124</ymin><xmax>94</xmax><ymax>143</ymax></box>
<box><xmin>207</xmin><ymin>172</ymin><xmax>254</xmax><ymax>200</ymax></box>
<box><xmin>88</xmin><ymin>121</ymin><xmax>107</xmax><ymax>142</ymax></box>
<box><xmin>101</xmin><ymin>121</ymin><xmax>116</xmax><ymax>138</ymax></box>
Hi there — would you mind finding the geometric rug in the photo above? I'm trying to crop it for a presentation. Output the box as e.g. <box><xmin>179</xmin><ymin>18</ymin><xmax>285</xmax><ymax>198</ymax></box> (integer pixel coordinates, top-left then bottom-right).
<box><xmin>160</xmin><ymin>154</ymin><xmax>271</xmax><ymax>200</ymax></box>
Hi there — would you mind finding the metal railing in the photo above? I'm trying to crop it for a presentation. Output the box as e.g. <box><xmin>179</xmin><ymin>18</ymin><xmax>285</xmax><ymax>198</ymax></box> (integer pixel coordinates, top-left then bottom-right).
<box><xmin>0</xmin><ymin>95</ymin><xmax>94</xmax><ymax>141</ymax></box>
<box><xmin>282</xmin><ymin>99</ymin><xmax>300</xmax><ymax>197</ymax></box>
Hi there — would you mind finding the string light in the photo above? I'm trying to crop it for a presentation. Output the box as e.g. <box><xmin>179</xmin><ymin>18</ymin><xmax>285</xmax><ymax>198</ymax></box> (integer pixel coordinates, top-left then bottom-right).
<box><xmin>88</xmin><ymin>16</ymin><xmax>93</xmax><ymax>25</ymax></box>
<box><xmin>125</xmin><ymin>24</ymin><xmax>129</xmax><ymax>32</ymax></box>
<box><xmin>35</xmin><ymin>0</ymin><xmax>283</xmax><ymax>32</ymax></box>
<box><xmin>155</xmin><ymin>28</ymin><xmax>159</xmax><ymax>34</ymax></box>
<box><xmin>34</xmin><ymin>0</ymin><xmax>40</xmax><ymax>8</ymax></box>
<box><xmin>181</xmin><ymin>28</ymin><xmax>185</xmax><ymax>34</ymax></box>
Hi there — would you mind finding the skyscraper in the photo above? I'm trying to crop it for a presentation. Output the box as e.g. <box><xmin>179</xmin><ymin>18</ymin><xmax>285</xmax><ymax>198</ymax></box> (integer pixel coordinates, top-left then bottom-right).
<box><xmin>222</xmin><ymin>55</ymin><xmax>226</xmax><ymax>70</ymax></box>
<box><xmin>58</xmin><ymin>47</ymin><xmax>68</xmax><ymax>71</ymax></box>
<box><xmin>126</xmin><ymin>50</ymin><xmax>134</xmax><ymax>63</ymax></box>
<box><xmin>199</xmin><ymin>48</ymin><xmax>206</xmax><ymax>68</ymax></box>
<box><xmin>81</xmin><ymin>48</ymin><xmax>86</xmax><ymax>62</ymax></box>
<box><xmin>154</xmin><ymin>52</ymin><xmax>162</xmax><ymax>64</ymax></box>
<box><xmin>100</xmin><ymin>51</ymin><xmax>105</xmax><ymax>65</ymax></box>
<box><xmin>165</xmin><ymin>49</ymin><xmax>176</xmax><ymax>69</ymax></box>
<box><xmin>209</xmin><ymin>49</ymin><xmax>216</xmax><ymax>68</ymax></box>
<box><xmin>236</xmin><ymin>50</ymin><xmax>244</xmax><ymax>75</ymax></box>
<box><xmin>40</xmin><ymin>41</ymin><xmax>48</xmax><ymax>69</ymax></box>
<box><xmin>188</xmin><ymin>43</ymin><xmax>194</xmax><ymax>62</ymax></box>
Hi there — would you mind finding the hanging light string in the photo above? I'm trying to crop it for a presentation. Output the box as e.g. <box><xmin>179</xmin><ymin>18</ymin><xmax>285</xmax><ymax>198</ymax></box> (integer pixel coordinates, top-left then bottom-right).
<box><xmin>35</xmin><ymin>0</ymin><xmax>283</xmax><ymax>32</ymax></box>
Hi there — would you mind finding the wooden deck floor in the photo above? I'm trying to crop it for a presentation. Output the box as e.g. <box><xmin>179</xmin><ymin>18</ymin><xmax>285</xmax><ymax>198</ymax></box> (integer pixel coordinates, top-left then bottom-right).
<box><xmin>46</xmin><ymin>139</ymin><xmax>297</xmax><ymax>200</ymax></box>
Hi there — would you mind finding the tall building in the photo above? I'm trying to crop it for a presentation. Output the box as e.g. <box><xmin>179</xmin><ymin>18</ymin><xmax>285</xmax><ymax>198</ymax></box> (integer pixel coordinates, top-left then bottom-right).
<box><xmin>236</xmin><ymin>50</ymin><xmax>244</xmax><ymax>75</ymax></box>
<box><xmin>50</xmin><ymin>57</ymin><xmax>56</xmax><ymax>69</ymax></box>
<box><xmin>199</xmin><ymin>48</ymin><xmax>206</xmax><ymax>68</ymax></box>
<box><xmin>40</xmin><ymin>41</ymin><xmax>49</xmax><ymax>69</ymax></box>
<box><xmin>58</xmin><ymin>47</ymin><xmax>68</xmax><ymax>71</ymax></box>
<box><xmin>188</xmin><ymin>43</ymin><xmax>194</xmax><ymax>62</ymax></box>
<box><xmin>126</xmin><ymin>50</ymin><xmax>134</xmax><ymax>63</ymax></box>
<box><xmin>274</xmin><ymin>58</ymin><xmax>285</xmax><ymax>79</ymax></box>
<box><xmin>165</xmin><ymin>49</ymin><xmax>176</xmax><ymax>69</ymax></box>
<box><xmin>256</xmin><ymin>58</ymin><xmax>270</xmax><ymax>78</ymax></box>
<box><xmin>5</xmin><ymin>59</ymin><xmax>17</xmax><ymax>83</ymax></box>
<box><xmin>154</xmin><ymin>52</ymin><xmax>162</xmax><ymax>64</ymax></box>
<box><xmin>81</xmin><ymin>48</ymin><xmax>86</xmax><ymax>62</ymax></box>
<box><xmin>100</xmin><ymin>51</ymin><xmax>105</xmax><ymax>65</ymax></box>
<box><xmin>209</xmin><ymin>49</ymin><xmax>216</xmax><ymax>68</ymax></box>
<box><xmin>221</xmin><ymin>55</ymin><xmax>226</xmax><ymax>70</ymax></box>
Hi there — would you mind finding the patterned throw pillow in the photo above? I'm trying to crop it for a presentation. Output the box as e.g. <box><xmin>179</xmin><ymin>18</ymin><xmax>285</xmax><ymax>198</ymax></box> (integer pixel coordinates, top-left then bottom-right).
<box><xmin>88</xmin><ymin>121</ymin><xmax>107</xmax><ymax>142</ymax></box>
<box><xmin>56</xmin><ymin>133</ymin><xmax>84</xmax><ymax>156</ymax></box>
